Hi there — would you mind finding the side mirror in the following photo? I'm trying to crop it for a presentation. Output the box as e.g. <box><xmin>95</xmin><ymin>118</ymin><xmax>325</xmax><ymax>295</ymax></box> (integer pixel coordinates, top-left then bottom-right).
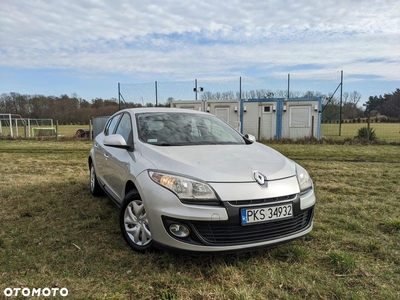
<box><xmin>103</xmin><ymin>134</ymin><xmax>132</xmax><ymax>150</ymax></box>
<box><xmin>244</xmin><ymin>134</ymin><xmax>256</xmax><ymax>142</ymax></box>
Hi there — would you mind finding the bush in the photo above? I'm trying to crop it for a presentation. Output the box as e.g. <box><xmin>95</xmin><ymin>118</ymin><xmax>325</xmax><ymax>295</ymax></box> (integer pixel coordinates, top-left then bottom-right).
<box><xmin>356</xmin><ymin>127</ymin><xmax>377</xmax><ymax>141</ymax></box>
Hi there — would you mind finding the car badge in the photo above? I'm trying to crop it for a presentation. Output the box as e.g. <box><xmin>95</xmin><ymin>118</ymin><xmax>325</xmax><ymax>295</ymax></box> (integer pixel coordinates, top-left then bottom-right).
<box><xmin>254</xmin><ymin>171</ymin><xmax>268</xmax><ymax>187</ymax></box>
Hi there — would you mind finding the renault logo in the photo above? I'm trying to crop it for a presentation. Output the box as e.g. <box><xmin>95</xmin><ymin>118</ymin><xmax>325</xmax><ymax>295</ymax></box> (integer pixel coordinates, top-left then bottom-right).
<box><xmin>254</xmin><ymin>171</ymin><xmax>268</xmax><ymax>187</ymax></box>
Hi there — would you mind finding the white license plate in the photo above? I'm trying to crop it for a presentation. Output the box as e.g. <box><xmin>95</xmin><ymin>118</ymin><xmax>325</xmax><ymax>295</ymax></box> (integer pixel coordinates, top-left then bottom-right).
<box><xmin>241</xmin><ymin>203</ymin><xmax>293</xmax><ymax>225</ymax></box>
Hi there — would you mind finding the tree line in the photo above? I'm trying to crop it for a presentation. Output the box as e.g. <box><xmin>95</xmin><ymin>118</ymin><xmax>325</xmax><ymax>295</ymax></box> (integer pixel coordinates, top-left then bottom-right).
<box><xmin>0</xmin><ymin>93</ymin><xmax>117</xmax><ymax>124</ymax></box>
<box><xmin>364</xmin><ymin>88</ymin><xmax>400</xmax><ymax>120</ymax></box>
<box><xmin>1</xmin><ymin>88</ymin><xmax>399</xmax><ymax>124</ymax></box>
<box><xmin>0</xmin><ymin>93</ymin><xmax>167</xmax><ymax>125</ymax></box>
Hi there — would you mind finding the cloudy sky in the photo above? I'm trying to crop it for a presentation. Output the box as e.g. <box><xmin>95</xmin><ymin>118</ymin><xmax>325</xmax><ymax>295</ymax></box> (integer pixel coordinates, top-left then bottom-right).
<box><xmin>1</xmin><ymin>0</ymin><xmax>399</xmax><ymax>105</ymax></box>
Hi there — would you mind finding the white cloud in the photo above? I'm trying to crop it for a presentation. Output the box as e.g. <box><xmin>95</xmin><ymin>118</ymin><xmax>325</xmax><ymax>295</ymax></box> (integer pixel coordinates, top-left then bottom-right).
<box><xmin>0</xmin><ymin>0</ymin><xmax>399</xmax><ymax>99</ymax></box>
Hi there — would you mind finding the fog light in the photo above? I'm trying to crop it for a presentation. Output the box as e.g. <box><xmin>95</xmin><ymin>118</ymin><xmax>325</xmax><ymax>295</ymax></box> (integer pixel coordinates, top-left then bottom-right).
<box><xmin>169</xmin><ymin>224</ymin><xmax>190</xmax><ymax>237</ymax></box>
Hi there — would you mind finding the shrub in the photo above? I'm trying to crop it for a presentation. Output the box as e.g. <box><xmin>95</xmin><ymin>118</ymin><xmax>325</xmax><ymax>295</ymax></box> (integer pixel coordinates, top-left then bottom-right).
<box><xmin>356</xmin><ymin>127</ymin><xmax>377</xmax><ymax>141</ymax></box>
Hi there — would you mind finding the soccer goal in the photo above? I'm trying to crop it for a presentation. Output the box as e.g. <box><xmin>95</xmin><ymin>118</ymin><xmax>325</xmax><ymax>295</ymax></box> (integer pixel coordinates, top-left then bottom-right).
<box><xmin>25</xmin><ymin>119</ymin><xmax>55</xmax><ymax>137</ymax></box>
<box><xmin>0</xmin><ymin>114</ymin><xmax>56</xmax><ymax>138</ymax></box>
<box><xmin>0</xmin><ymin>114</ymin><xmax>25</xmax><ymax>137</ymax></box>
<box><xmin>31</xmin><ymin>127</ymin><xmax>57</xmax><ymax>137</ymax></box>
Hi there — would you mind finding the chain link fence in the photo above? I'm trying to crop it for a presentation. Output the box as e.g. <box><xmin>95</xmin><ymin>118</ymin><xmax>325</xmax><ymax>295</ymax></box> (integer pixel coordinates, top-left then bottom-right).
<box><xmin>119</xmin><ymin>71</ymin><xmax>341</xmax><ymax>130</ymax></box>
<box><xmin>117</xmin><ymin>72</ymin><xmax>399</xmax><ymax>141</ymax></box>
<box><xmin>119</xmin><ymin>72</ymin><xmax>341</xmax><ymax>105</ymax></box>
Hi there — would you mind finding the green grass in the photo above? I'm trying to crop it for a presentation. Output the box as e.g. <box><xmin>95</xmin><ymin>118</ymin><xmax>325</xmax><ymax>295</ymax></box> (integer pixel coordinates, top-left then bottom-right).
<box><xmin>322</xmin><ymin>122</ymin><xmax>400</xmax><ymax>141</ymax></box>
<box><xmin>0</xmin><ymin>125</ymin><xmax>90</xmax><ymax>138</ymax></box>
<box><xmin>2</xmin><ymin>123</ymin><xmax>400</xmax><ymax>141</ymax></box>
<box><xmin>327</xmin><ymin>251</ymin><xmax>357</xmax><ymax>274</ymax></box>
<box><xmin>0</xmin><ymin>140</ymin><xmax>400</xmax><ymax>299</ymax></box>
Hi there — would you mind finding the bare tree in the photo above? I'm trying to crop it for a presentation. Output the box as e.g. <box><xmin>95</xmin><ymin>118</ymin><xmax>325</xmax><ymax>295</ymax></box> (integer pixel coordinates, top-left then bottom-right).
<box><xmin>349</xmin><ymin>91</ymin><xmax>361</xmax><ymax>107</ymax></box>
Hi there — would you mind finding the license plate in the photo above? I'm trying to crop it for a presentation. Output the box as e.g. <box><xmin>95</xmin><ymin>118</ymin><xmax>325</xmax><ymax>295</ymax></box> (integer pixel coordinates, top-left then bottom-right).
<box><xmin>241</xmin><ymin>203</ymin><xmax>293</xmax><ymax>225</ymax></box>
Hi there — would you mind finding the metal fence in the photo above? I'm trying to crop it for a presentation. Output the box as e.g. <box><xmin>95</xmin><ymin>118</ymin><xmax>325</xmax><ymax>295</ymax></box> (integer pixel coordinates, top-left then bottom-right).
<box><xmin>119</xmin><ymin>72</ymin><xmax>342</xmax><ymax>105</ymax></box>
<box><xmin>119</xmin><ymin>71</ymin><xmax>344</xmax><ymax>133</ymax></box>
<box><xmin>116</xmin><ymin>72</ymin><xmax>398</xmax><ymax>142</ymax></box>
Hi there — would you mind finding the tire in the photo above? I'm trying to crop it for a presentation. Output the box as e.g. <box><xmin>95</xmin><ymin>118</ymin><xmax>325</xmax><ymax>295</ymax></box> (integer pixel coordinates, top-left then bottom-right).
<box><xmin>90</xmin><ymin>163</ymin><xmax>104</xmax><ymax>196</ymax></box>
<box><xmin>120</xmin><ymin>190</ymin><xmax>153</xmax><ymax>252</ymax></box>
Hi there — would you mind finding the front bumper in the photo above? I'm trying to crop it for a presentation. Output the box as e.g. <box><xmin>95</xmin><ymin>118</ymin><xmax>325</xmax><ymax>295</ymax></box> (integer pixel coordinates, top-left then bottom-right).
<box><xmin>136</xmin><ymin>172</ymin><xmax>316</xmax><ymax>253</ymax></box>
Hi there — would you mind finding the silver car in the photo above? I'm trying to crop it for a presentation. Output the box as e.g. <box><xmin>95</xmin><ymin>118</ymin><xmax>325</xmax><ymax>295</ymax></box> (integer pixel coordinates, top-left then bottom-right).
<box><xmin>88</xmin><ymin>108</ymin><xmax>315</xmax><ymax>253</ymax></box>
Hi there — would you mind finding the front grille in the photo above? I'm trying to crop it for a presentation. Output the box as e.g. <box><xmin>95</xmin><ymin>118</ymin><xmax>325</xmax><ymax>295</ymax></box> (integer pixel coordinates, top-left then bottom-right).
<box><xmin>228</xmin><ymin>194</ymin><xmax>297</xmax><ymax>206</ymax></box>
<box><xmin>190</xmin><ymin>208</ymin><xmax>313</xmax><ymax>246</ymax></box>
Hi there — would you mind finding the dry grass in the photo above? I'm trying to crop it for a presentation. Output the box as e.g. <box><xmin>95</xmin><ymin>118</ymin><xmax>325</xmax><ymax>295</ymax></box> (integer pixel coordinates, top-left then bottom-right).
<box><xmin>0</xmin><ymin>140</ymin><xmax>399</xmax><ymax>299</ymax></box>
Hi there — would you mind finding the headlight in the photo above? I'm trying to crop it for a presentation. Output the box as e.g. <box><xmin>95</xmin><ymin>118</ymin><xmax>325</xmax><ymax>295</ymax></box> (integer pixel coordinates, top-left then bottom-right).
<box><xmin>149</xmin><ymin>171</ymin><xmax>217</xmax><ymax>201</ymax></box>
<box><xmin>296</xmin><ymin>164</ymin><xmax>313</xmax><ymax>194</ymax></box>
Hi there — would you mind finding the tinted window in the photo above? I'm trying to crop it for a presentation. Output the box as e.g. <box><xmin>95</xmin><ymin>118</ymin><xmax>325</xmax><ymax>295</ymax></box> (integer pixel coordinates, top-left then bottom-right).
<box><xmin>104</xmin><ymin>115</ymin><xmax>121</xmax><ymax>136</ymax></box>
<box><xmin>115</xmin><ymin>113</ymin><xmax>133</xmax><ymax>144</ymax></box>
<box><xmin>137</xmin><ymin>112</ymin><xmax>245</xmax><ymax>146</ymax></box>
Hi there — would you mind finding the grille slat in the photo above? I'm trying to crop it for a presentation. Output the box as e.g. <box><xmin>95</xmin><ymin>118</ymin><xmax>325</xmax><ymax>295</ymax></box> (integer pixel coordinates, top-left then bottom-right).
<box><xmin>228</xmin><ymin>194</ymin><xmax>297</xmax><ymax>206</ymax></box>
<box><xmin>191</xmin><ymin>209</ymin><xmax>312</xmax><ymax>245</ymax></box>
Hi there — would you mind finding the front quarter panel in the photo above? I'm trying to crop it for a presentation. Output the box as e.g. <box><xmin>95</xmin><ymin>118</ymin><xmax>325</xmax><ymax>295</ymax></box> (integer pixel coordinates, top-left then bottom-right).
<box><xmin>90</xmin><ymin>133</ymin><xmax>107</xmax><ymax>184</ymax></box>
<box><xmin>134</xmin><ymin>171</ymin><xmax>229</xmax><ymax>241</ymax></box>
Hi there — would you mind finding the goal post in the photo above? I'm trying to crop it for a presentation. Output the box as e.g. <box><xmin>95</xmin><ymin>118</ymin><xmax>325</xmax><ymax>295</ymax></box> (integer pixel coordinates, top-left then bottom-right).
<box><xmin>0</xmin><ymin>113</ymin><xmax>25</xmax><ymax>137</ymax></box>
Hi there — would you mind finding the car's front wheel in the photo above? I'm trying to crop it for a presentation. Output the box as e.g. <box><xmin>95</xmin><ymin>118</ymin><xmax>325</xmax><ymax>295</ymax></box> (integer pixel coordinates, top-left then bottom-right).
<box><xmin>120</xmin><ymin>190</ymin><xmax>153</xmax><ymax>252</ymax></box>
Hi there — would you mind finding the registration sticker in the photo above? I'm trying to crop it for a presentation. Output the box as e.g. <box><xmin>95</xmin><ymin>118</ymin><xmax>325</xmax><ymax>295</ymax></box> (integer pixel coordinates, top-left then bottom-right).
<box><xmin>241</xmin><ymin>203</ymin><xmax>293</xmax><ymax>225</ymax></box>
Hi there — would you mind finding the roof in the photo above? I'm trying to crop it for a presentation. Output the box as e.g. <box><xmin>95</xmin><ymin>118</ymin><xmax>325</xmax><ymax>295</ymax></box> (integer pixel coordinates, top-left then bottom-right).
<box><xmin>120</xmin><ymin>107</ymin><xmax>208</xmax><ymax>115</ymax></box>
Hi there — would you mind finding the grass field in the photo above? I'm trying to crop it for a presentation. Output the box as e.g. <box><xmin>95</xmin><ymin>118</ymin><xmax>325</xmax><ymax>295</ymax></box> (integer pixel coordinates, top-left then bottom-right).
<box><xmin>1</xmin><ymin>123</ymin><xmax>400</xmax><ymax>142</ymax></box>
<box><xmin>322</xmin><ymin>123</ymin><xmax>400</xmax><ymax>141</ymax></box>
<box><xmin>0</xmin><ymin>125</ymin><xmax>90</xmax><ymax>138</ymax></box>
<box><xmin>0</xmin><ymin>140</ymin><xmax>399</xmax><ymax>299</ymax></box>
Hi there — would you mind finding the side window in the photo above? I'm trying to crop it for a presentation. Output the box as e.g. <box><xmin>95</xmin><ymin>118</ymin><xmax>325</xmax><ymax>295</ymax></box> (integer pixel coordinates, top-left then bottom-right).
<box><xmin>115</xmin><ymin>113</ymin><xmax>133</xmax><ymax>144</ymax></box>
<box><xmin>104</xmin><ymin>115</ymin><xmax>120</xmax><ymax>136</ymax></box>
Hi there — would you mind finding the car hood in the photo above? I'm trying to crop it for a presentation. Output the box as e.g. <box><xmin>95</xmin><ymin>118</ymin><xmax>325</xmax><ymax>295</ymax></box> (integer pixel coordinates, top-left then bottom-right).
<box><xmin>139</xmin><ymin>142</ymin><xmax>296</xmax><ymax>182</ymax></box>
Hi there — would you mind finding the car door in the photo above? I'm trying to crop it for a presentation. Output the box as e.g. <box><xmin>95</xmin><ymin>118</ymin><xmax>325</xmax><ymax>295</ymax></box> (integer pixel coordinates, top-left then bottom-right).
<box><xmin>95</xmin><ymin>114</ymin><xmax>121</xmax><ymax>188</ymax></box>
<box><xmin>103</xmin><ymin>112</ymin><xmax>134</xmax><ymax>202</ymax></box>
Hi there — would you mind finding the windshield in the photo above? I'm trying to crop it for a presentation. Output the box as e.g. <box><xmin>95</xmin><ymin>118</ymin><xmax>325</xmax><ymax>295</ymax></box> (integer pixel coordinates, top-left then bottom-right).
<box><xmin>137</xmin><ymin>112</ymin><xmax>245</xmax><ymax>146</ymax></box>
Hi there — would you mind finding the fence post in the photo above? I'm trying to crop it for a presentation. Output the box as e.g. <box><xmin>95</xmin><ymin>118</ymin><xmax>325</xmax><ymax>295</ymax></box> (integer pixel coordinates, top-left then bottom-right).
<box><xmin>56</xmin><ymin>120</ymin><xmax>59</xmax><ymax>140</ymax></box>
<box><xmin>195</xmin><ymin>79</ymin><xmax>198</xmax><ymax>101</ymax></box>
<box><xmin>155</xmin><ymin>81</ymin><xmax>158</xmax><ymax>107</ymax></box>
<box><xmin>311</xmin><ymin>116</ymin><xmax>314</xmax><ymax>140</ymax></box>
<box><xmin>339</xmin><ymin>70</ymin><xmax>343</xmax><ymax>136</ymax></box>
<box><xmin>118</xmin><ymin>83</ymin><xmax>121</xmax><ymax>110</ymax></box>
<box><xmin>89</xmin><ymin>119</ymin><xmax>92</xmax><ymax>140</ymax></box>
<box><xmin>239</xmin><ymin>76</ymin><xmax>242</xmax><ymax>102</ymax></box>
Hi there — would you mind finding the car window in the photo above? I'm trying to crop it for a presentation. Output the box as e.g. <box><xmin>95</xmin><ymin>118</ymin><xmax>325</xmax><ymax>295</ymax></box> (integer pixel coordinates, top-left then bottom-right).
<box><xmin>137</xmin><ymin>112</ymin><xmax>245</xmax><ymax>146</ymax></box>
<box><xmin>115</xmin><ymin>113</ymin><xmax>133</xmax><ymax>144</ymax></box>
<box><xmin>104</xmin><ymin>115</ymin><xmax>121</xmax><ymax>136</ymax></box>
<box><xmin>202</xmin><ymin>118</ymin><xmax>239</xmax><ymax>143</ymax></box>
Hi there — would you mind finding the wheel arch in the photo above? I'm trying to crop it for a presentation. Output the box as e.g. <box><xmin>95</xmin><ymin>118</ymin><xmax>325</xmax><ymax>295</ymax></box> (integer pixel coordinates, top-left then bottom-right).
<box><xmin>125</xmin><ymin>180</ymin><xmax>139</xmax><ymax>198</ymax></box>
<box><xmin>88</xmin><ymin>155</ymin><xmax>93</xmax><ymax>170</ymax></box>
